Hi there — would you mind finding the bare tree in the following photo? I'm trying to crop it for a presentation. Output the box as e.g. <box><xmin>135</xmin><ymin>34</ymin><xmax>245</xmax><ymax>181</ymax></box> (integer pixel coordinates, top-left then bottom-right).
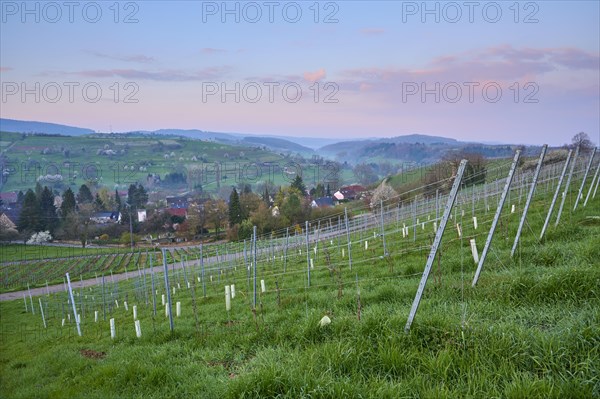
<box><xmin>571</xmin><ymin>132</ymin><xmax>595</xmax><ymax>153</ymax></box>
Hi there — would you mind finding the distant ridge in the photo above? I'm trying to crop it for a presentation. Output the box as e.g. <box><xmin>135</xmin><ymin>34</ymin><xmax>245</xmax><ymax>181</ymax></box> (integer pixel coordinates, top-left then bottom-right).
<box><xmin>242</xmin><ymin>136</ymin><xmax>313</xmax><ymax>153</ymax></box>
<box><xmin>149</xmin><ymin>129</ymin><xmax>237</xmax><ymax>141</ymax></box>
<box><xmin>0</xmin><ymin>118</ymin><xmax>95</xmax><ymax>136</ymax></box>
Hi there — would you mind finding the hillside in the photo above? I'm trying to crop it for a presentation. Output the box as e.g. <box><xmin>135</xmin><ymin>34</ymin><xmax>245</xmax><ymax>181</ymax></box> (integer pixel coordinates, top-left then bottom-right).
<box><xmin>241</xmin><ymin>136</ymin><xmax>314</xmax><ymax>154</ymax></box>
<box><xmin>0</xmin><ymin>118</ymin><xmax>95</xmax><ymax>136</ymax></box>
<box><xmin>0</xmin><ymin>152</ymin><xmax>598</xmax><ymax>397</ymax></box>
<box><xmin>0</xmin><ymin>132</ymin><xmax>287</xmax><ymax>195</ymax></box>
<box><xmin>319</xmin><ymin>135</ymin><xmax>536</xmax><ymax>166</ymax></box>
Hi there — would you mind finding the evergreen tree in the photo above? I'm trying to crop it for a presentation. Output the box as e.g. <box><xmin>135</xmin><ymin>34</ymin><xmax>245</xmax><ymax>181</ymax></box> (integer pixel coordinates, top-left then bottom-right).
<box><xmin>17</xmin><ymin>190</ymin><xmax>25</xmax><ymax>205</ymax></box>
<box><xmin>127</xmin><ymin>183</ymin><xmax>148</xmax><ymax>209</ymax></box>
<box><xmin>136</xmin><ymin>184</ymin><xmax>148</xmax><ymax>208</ymax></box>
<box><xmin>262</xmin><ymin>186</ymin><xmax>270</xmax><ymax>205</ymax></box>
<box><xmin>77</xmin><ymin>184</ymin><xmax>93</xmax><ymax>204</ymax></box>
<box><xmin>17</xmin><ymin>189</ymin><xmax>41</xmax><ymax>234</ymax></box>
<box><xmin>242</xmin><ymin>183</ymin><xmax>252</xmax><ymax>194</ymax></box>
<box><xmin>326</xmin><ymin>184</ymin><xmax>331</xmax><ymax>197</ymax></box>
<box><xmin>228</xmin><ymin>188</ymin><xmax>243</xmax><ymax>226</ymax></box>
<box><xmin>61</xmin><ymin>188</ymin><xmax>76</xmax><ymax>219</ymax></box>
<box><xmin>115</xmin><ymin>189</ymin><xmax>122</xmax><ymax>211</ymax></box>
<box><xmin>39</xmin><ymin>186</ymin><xmax>58</xmax><ymax>233</ymax></box>
<box><xmin>291</xmin><ymin>175</ymin><xmax>307</xmax><ymax>196</ymax></box>
<box><xmin>34</xmin><ymin>182</ymin><xmax>43</xmax><ymax>199</ymax></box>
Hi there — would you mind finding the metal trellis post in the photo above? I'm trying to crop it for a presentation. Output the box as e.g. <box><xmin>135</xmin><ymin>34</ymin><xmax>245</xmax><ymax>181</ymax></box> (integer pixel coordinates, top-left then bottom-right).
<box><xmin>472</xmin><ymin>150</ymin><xmax>521</xmax><ymax>287</ymax></box>
<box><xmin>511</xmin><ymin>145</ymin><xmax>547</xmax><ymax>257</ymax></box>
<box><xmin>405</xmin><ymin>159</ymin><xmax>468</xmax><ymax>333</ymax></box>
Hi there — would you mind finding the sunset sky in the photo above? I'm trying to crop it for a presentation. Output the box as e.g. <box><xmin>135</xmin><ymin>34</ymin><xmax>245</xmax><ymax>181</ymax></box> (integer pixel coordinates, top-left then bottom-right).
<box><xmin>1</xmin><ymin>1</ymin><xmax>599</xmax><ymax>145</ymax></box>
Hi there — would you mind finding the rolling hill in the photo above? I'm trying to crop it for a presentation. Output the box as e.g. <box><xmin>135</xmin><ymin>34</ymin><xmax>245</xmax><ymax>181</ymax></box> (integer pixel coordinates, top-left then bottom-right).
<box><xmin>0</xmin><ymin>118</ymin><xmax>95</xmax><ymax>136</ymax></box>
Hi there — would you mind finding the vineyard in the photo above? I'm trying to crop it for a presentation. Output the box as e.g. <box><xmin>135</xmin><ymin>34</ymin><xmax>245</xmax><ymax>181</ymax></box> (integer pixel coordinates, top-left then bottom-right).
<box><xmin>0</xmin><ymin>146</ymin><xmax>599</xmax><ymax>398</ymax></box>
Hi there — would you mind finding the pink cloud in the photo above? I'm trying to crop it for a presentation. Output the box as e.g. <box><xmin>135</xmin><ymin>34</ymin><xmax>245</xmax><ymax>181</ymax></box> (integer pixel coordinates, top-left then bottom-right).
<box><xmin>340</xmin><ymin>45</ymin><xmax>599</xmax><ymax>94</ymax></box>
<box><xmin>303</xmin><ymin>68</ymin><xmax>326</xmax><ymax>83</ymax></box>
<box><xmin>0</xmin><ymin>67</ymin><xmax>13</xmax><ymax>72</ymax></box>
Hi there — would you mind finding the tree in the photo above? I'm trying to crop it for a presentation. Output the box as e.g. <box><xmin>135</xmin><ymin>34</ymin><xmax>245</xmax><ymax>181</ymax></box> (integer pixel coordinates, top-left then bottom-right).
<box><xmin>62</xmin><ymin>205</ymin><xmax>93</xmax><ymax>247</ymax></box>
<box><xmin>127</xmin><ymin>183</ymin><xmax>148</xmax><ymax>209</ymax></box>
<box><xmin>262</xmin><ymin>186</ymin><xmax>270</xmax><ymax>205</ymax></box>
<box><xmin>274</xmin><ymin>187</ymin><xmax>285</xmax><ymax>207</ymax></box>
<box><xmin>17</xmin><ymin>189</ymin><xmax>41</xmax><ymax>235</ymax></box>
<box><xmin>207</xmin><ymin>199</ymin><xmax>228</xmax><ymax>239</ymax></box>
<box><xmin>240</xmin><ymin>192</ymin><xmax>262</xmax><ymax>220</ymax></box>
<box><xmin>238</xmin><ymin>219</ymin><xmax>254</xmax><ymax>239</ymax></box>
<box><xmin>314</xmin><ymin>183</ymin><xmax>325</xmax><ymax>198</ymax></box>
<box><xmin>250</xmin><ymin>202</ymin><xmax>279</xmax><ymax>235</ymax></box>
<box><xmin>61</xmin><ymin>188</ymin><xmax>76</xmax><ymax>219</ymax></box>
<box><xmin>240</xmin><ymin>183</ymin><xmax>252</xmax><ymax>194</ymax></box>
<box><xmin>34</xmin><ymin>182</ymin><xmax>43</xmax><ymax>199</ymax></box>
<box><xmin>281</xmin><ymin>192</ymin><xmax>303</xmax><ymax>225</ymax></box>
<box><xmin>571</xmin><ymin>132</ymin><xmax>594</xmax><ymax>152</ymax></box>
<box><xmin>17</xmin><ymin>190</ymin><xmax>25</xmax><ymax>205</ymax></box>
<box><xmin>77</xmin><ymin>184</ymin><xmax>93</xmax><ymax>204</ymax></box>
<box><xmin>443</xmin><ymin>151</ymin><xmax>487</xmax><ymax>188</ymax></box>
<box><xmin>228</xmin><ymin>188</ymin><xmax>243</xmax><ymax>226</ymax></box>
<box><xmin>353</xmin><ymin>164</ymin><xmax>378</xmax><ymax>186</ymax></box>
<box><xmin>98</xmin><ymin>187</ymin><xmax>115</xmax><ymax>210</ymax></box>
<box><xmin>187</xmin><ymin>202</ymin><xmax>208</xmax><ymax>238</ymax></box>
<box><xmin>39</xmin><ymin>186</ymin><xmax>58</xmax><ymax>233</ymax></box>
<box><xmin>163</xmin><ymin>172</ymin><xmax>187</xmax><ymax>185</ymax></box>
<box><xmin>115</xmin><ymin>189</ymin><xmax>122</xmax><ymax>211</ymax></box>
<box><xmin>370</xmin><ymin>180</ymin><xmax>398</xmax><ymax>209</ymax></box>
<box><xmin>291</xmin><ymin>175</ymin><xmax>307</xmax><ymax>196</ymax></box>
<box><xmin>0</xmin><ymin>213</ymin><xmax>19</xmax><ymax>241</ymax></box>
<box><xmin>94</xmin><ymin>193</ymin><xmax>105</xmax><ymax>212</ymax></box>
<box><xmin>27</xmin><ymin>231</ymin><xmax>52</xmax><ymax>245</ymax></box>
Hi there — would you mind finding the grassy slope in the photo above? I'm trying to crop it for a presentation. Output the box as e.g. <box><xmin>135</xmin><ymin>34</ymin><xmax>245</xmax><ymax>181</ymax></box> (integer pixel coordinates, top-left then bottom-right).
<box><xmin>0</xmin><ymin>179</ymin><xmax>599</xmax><ymax>398</ymax></box>
<box><xmin>1</xmin><ymin>132</ymin><xmax>355</xmax><ymax>198</ymax></box>
<box><xmin>0</xmin><ymin>133</ymin><xmax>286</xmax><ymax>193</ymax></box>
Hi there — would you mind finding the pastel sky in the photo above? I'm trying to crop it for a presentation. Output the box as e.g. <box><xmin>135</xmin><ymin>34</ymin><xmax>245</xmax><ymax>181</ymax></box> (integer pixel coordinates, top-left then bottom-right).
<box><xmin>1</xmin><ymin>1</ymin><xmax>599</xmax><ymax>146</ymax></box>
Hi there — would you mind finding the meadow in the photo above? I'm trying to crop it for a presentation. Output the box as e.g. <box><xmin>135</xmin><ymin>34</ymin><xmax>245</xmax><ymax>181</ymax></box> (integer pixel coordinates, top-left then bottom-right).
<box><xmin>0</xmin><ymin>151</ymin><xmax>599</xmax><ymax>398</ymax></box>
<box><xmin>0</xmin><ymin>132</ymin><xmax>353</xmax><ymax>196</ymax></box>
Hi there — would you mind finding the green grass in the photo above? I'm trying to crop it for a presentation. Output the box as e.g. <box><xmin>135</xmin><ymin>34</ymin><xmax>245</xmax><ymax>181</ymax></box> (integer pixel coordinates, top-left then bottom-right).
<box><xmin>0</xmin><ymin>133</ymin><xmax>352</xmax><ymax>195</ymax></box>
<box><xmin>0</xmin><ymin>172</ymin><xmax>599</xmax><ymax>398</ymax></box>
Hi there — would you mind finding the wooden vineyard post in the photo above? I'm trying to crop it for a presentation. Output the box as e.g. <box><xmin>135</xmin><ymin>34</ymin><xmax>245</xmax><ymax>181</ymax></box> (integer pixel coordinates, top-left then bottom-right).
<box><xmin>472</xmin><ymin>150</ymin><xmax>521</xmax><ymax>287</ymax></box>
<box><xmin>511</xmin><ymin>145</ymin><xmax>547</xmax><ymax>257</ymax></box>
<box><xmin>540</xmin><ymin>150</ymin><xmax>573</xmax><ymax>240</ymax></box>
<box><xmin>405</xmin><ymin>159</ymin><xmax>468</xmax><ymax>333</ymax></box>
